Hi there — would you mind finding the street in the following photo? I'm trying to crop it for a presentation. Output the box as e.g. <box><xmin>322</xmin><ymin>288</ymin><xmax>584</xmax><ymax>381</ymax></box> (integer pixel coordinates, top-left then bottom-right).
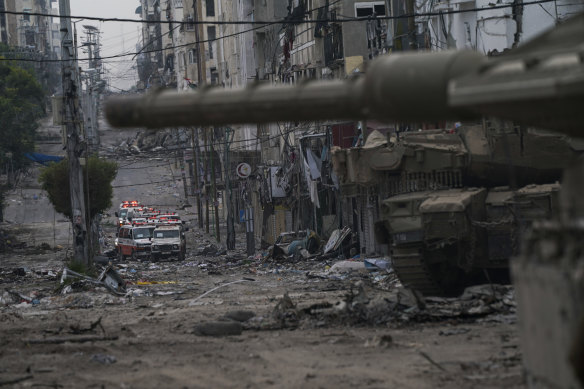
<box><xmin>0</xmin><ymin>116</ymin><xmax>524</xmax><ymax>388</ymax></box>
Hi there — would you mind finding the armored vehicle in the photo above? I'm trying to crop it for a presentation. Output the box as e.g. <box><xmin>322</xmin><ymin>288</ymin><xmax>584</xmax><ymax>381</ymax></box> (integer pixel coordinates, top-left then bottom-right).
<box><xmin>331</xmin><ymin>125</ymin><xmax>576</xmax><ymax>295</ymax></box>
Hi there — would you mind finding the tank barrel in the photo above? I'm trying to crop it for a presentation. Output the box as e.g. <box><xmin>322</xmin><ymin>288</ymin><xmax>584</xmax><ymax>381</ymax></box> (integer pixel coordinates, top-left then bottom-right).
<box><xmin>105</xmin><ymin>50</ymin><xmax>486</xmax><ymax>128</ymax></box>
<box><xmin>106</xmin><ymin>78</ymin><xmax>369</xmax><ymax>128</ymax></box>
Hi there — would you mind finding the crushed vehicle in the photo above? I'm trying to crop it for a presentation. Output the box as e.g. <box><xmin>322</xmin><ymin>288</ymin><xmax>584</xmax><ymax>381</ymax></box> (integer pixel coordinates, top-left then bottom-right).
<box><xmin>150</xmin><ymin>224</ymin><xmax>186</xmax><ymax>261</ymax></box>
<box><xmin>269</xmin><ymin>230</ymin><xmax>320</xmax><ymax>260</ymax></box>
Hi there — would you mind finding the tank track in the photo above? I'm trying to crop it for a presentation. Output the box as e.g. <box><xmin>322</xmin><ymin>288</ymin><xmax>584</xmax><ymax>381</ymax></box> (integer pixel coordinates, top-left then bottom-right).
<box><xmin>391</xmin><ymin>246</ymin><xmax>444</xmax><ymax>296</ymax></box>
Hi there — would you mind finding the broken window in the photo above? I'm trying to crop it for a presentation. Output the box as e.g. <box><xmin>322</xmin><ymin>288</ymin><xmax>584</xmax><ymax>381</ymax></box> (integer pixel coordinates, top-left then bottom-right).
<box><xmin>184</xmin><ymin>15</ymin><xmax>195</xmax><ymax>31</ymax></box>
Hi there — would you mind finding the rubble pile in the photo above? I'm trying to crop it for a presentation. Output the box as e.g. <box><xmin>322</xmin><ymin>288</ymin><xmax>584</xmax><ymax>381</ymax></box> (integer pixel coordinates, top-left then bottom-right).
<box><xmin>107</xmin><ymin>130</ymin><xmax>187</xmax><ymax>156</ymax></box>
<box><xmin>255</xmin><ymin>282</ymin><xmax>516</xmax><ymax>331</ymax></box>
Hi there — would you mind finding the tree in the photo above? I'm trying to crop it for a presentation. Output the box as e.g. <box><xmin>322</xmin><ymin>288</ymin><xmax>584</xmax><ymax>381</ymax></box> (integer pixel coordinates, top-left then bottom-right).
<box><xmin>39</xmin><ymin>156</ymin><xmax>118</xmax><ymax>257</ymax></box>
<box><xmin>0</xmin><ymin>55</ymin><xmax>45</xmax><ymax>220</ymax></box>
<box><xmin>40</xmin><ymin>156</ymin><xmax>118</xmax><ymax>219</ymax></box>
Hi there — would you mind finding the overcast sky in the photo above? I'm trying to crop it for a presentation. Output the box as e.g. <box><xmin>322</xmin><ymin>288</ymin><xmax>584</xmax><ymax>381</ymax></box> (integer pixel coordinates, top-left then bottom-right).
<box><xmin>66</xmin><ymin>0</ymin><xmax>142</xmax><ymax>91</ymax></box>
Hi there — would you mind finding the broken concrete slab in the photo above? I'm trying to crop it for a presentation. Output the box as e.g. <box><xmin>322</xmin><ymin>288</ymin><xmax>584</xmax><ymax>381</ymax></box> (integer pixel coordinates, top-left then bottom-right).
<box><xmin>328</xmin><ymin>260</ymin><xmax>366</xmax><ymax>273</ymax></box>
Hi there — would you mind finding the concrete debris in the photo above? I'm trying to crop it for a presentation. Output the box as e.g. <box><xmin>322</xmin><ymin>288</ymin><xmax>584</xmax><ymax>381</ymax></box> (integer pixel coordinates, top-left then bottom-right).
<box><xmin>247</xmin><ymin>282</ymin><xmax>518</xmax><ymax>330</ymax></box>
<box><xmin>328</xmin><ymin>260</ymin><xmax>366</xmax><ymax>273</ymax></box>
<box><xmin>196</xmin><ymin>244</ymin><xmax>227</xmax><ymax>256</ymax></box>
<box><xmin>323</xmin><ymin>227</ymin><xmax>352</xmax><ymax>254</ymax></box>
<box><xmin>223</xmin><ymin>310</ymin><xmax>256</xmax><ymax>322</ymax></box>
<box><xmin>193</xmin><ymin>321</ymin><xmax>243</xmax><ymax>337</ymax></box>
<box><xmin>439</xmin><ymin>328</ymin><xmax>471</xmax><ymax>336</ymax></box>
<box><xmin>60</xmin><ymin>264</ymin><xmax>126</xmax><ymax>296</ymax></box>
<box><xmin>364</xmin><ymin>334</ymin><xmax>393</xmax><ymax>348</ymax></box>
<box><xmin>91</xmin><ymin>354</ymin><xmax>117</xmax><ymax>364</ymax></box>
<box><xmin>363</xmin><ymin>258</ymin><xmax>391</xmax><ymax>271</ymax></box>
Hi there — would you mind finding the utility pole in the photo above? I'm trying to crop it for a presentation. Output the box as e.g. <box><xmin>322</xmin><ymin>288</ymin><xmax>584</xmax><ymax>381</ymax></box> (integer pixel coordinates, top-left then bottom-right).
<box><xmin>211</xmin><ymin>128</ymin><xmax>220</xmax><ymax>242</ymax></box>
<box><xmin>225</xmin><ymin>128</ymin><xmax>235</xmax><ymax>249</ymax></box>
<box><xmin>193</xmin><ymin>0</ymin><xmax>208</xmax><ymax>232</ymax></box>
<box><xmin>191</xmin><ymin>127</ymin><xmax>203</xmax><ymax>228</ymax></box>
<box><xmin>406</xmin><ymin>0</ymin><xmax>417</xmax><ymax>51</ymax></box>
<box><xmin>60</xmin><ymin>0</ymin><xmax>89</xmax><ymax>266</ymax></box>
<box><xmin>204</xmin><ymin>129</ymin><xmax>210</xmax><ymax>234</ymax></box>
<box><xmin>179</xmin><ymin>132</ymin><xmax>189</xmax><ymax>202</ymax></box>
<box><xmin>192</xmin><ymin>0</ymin><xmax>207</xmax><ymax>85</ymax></box>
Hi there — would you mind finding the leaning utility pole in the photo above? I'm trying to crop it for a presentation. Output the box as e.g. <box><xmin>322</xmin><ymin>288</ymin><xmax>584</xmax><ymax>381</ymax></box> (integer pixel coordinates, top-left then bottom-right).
<box><xmin>60</xmin><ymin>0</ymin><xmax>89</xmax><ymax>265</ymax></box>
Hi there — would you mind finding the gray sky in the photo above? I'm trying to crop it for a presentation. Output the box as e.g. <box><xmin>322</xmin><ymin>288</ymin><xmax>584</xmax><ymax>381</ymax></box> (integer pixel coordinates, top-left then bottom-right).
<box><xmin>66</xmin><ymin>0</ymin><xmax>141</xmax><ymax>91</ymax></box>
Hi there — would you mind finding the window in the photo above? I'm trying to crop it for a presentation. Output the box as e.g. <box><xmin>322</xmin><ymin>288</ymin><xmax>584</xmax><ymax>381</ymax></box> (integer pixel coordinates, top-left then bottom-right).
<box><xmin>188</xmin><ymin>49</ymin><xmax>195</xmax><ymax>64</ymax></box>
<box><xmin>354</xmin><ymin>2</ymin><xmax>386</xmax><ymax>17</ymax></box>
<box><xmin>210</xmin><ymin>67</ymin><xmax>218</xmax><ymax>84</ymax></box>
<box><xmin>205</xmin><ymin>0</ymin><xmax>215</xmax><ymax>17</ymax></box>
<box><xmin>207</xmin><ymin>26</ymin><xmax>216</xmax><ymax>59</ymax></box>
<box><xmin>23</xmin><ymin>9</ymin><xmax>31</xmax><ymax>22</ymax></box>
<box><xmin>179</xmin><ymin>52</ymin><xmax>185</xmax><ymax>68</ymax></box>
<box><xmin>184</xmin><ymin>15</ymin><xmax>194</xmax><ymax>31</ymax></box>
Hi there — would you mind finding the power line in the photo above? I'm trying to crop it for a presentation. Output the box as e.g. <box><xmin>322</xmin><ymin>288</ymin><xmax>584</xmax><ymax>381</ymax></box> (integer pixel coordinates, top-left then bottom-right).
<box><xmin>0</xmin><ymin>0</ymin><xmax>559</xmax><ymax>65</ymax></box>
<box><xmin>0</xmin><ymin>0</ymin><xmax>558</xmax><ymax>26</ymax></box>
<box><xmin>0</xmin><ymin>22</ymin><xmax>278</xmax><ymax>63</ymax></box>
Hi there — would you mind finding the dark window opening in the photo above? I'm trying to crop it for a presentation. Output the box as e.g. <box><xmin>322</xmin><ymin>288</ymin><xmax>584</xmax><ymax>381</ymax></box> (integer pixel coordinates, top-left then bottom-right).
<box><xmin>356</xmin><ymin>7</ymin><xmax>372</xmax><ymax>17</ymax></box>
<box><xmin>374</xmin><ymin>4</ymin><xmax>386</xmax><ymax>15</ymax></box>
<box><xmin>206</xmin><ymin>0</ymin><xmax>215</xmax><ymax>17</ymax></box>
<box><xmin>210</xmin><ymin>68</ymin><xmax>218</xmax><ymax>84</ymax></box>
<box><xmin>207</xmin><ymin>26</ymin><xmax>216</xmax><ymax>59</ymax></box>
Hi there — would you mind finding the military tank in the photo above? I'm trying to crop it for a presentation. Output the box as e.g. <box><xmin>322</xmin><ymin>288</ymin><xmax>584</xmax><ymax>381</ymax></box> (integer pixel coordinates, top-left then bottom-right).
<box><xmin>331</xmin><ymin>123</ymin><xmax>581</xmax><ymax>295</ymax></box>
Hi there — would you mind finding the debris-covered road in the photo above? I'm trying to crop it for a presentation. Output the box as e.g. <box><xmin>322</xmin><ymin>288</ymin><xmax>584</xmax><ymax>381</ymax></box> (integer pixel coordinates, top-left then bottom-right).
<box><xmin>0</xmin><ymin>117</ymin><xmax>525</xmax><ymax>388</ymax></box>
<box><xmin>1</xmin><ymin>238</ymin><xmax>523</xmax><ymax>388</ymax></box>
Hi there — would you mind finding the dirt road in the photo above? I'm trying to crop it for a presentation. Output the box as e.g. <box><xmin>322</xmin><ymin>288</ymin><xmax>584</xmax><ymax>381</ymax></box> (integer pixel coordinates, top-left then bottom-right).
<box><xmin>0</xmin><ymin>116</ymin><xmax>525</xmax><ymax>388</ymax></box>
